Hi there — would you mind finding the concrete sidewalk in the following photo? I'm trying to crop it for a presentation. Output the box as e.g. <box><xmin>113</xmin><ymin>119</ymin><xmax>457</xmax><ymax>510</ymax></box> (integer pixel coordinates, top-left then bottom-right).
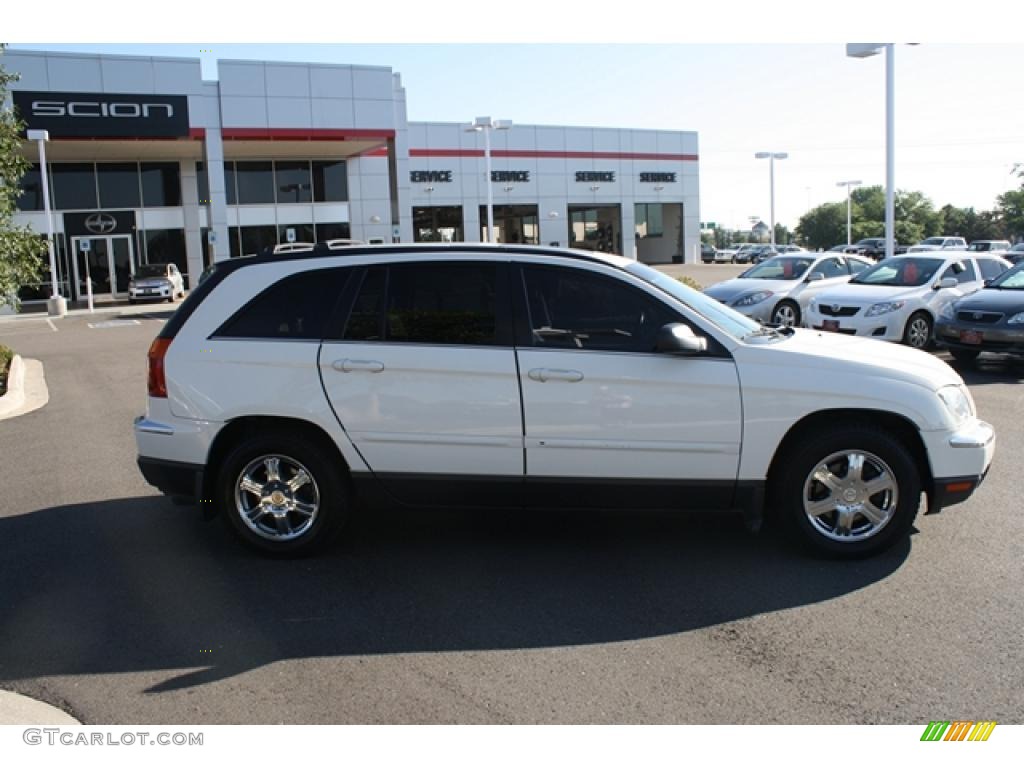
<box><xmin>0</xmin><ymin>299</ymin><xmax>179</xmax><ymax>324</ymax></box>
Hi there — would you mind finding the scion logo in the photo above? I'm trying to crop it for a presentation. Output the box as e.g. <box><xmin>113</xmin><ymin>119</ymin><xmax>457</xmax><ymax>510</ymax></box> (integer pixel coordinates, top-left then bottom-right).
<box><xmin>920</xmin><ymin>721</ymin><xmax>997</xmax><ymax>742</ymax></box>
<box><xmin>14</xmin><ymin>91</ymin><xmax>189</xmax><ymax>138</ymax></box>
<box><xmin>85</xmin><ymin>213</ymin><xmax>117</xmax><ymax>235</ymax></box>
<box><xmin>31</xmin><ymin>101</ymin><xmax>175</xmax><ymax>119</ymax></box>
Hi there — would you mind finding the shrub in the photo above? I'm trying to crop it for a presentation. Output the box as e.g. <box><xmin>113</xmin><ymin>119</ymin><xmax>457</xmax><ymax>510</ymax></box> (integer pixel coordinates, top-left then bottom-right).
<box><xmin>677</xmin><ymin>275</ymin><xmax>703</xmax><ymax>292</ymax></box>
<box><xmin>0</xmin><ymin>344</ymin><xmax>12</xmax><ymax>397</ymax></box>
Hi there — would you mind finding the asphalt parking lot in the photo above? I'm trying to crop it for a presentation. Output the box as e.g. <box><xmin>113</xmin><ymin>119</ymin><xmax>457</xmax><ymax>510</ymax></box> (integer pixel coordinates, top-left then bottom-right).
<box><xmin>0</xmin><ymin>301</ymin><xmax>1022</xmax><ymax>725</ymax></box>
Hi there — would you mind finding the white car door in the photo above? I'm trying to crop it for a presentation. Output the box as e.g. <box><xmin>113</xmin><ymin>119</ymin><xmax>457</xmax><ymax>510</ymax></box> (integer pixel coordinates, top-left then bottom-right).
<box><xmin>514</xmin><ymin>262</ymin><xmax>743</xmax><ymax>509</ymax></box>
<box><xmin>319</xmin><ymin>260</ymin><xmax>524</xmax><ymax>505</ymax></box>
<box><xmin>925</xmin><ymin>257</ymin><xmax>981</xmax><ymax>316</ymax></box>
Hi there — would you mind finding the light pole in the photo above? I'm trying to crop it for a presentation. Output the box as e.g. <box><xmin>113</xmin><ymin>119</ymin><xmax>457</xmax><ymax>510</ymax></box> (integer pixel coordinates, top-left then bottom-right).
<box><xmin>26</xmin><ymin>129</ymin><xmax>65</xmax><ymax>317</ymax></box>
<box><xmin>836</xmin><ymin>179</ymin><xmax>862</xmax><ymax>246</ymax></box>
<box><xmin>466</xmin><ymin>117</ymin><xmax>512</xmax><ymax>243</ymax></box>
<box><xmin>754</xmin><ymin>151</ymin><xmax>787</xmax><ymax>245</ymax></box>
<box><xmin>847</xmin><ymin>43</ymin><xmax>896</xmax><ymax>260</ymax></box>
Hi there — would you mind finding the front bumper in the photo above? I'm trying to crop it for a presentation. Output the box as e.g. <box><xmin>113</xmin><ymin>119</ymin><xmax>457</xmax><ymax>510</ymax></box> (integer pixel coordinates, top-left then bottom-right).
<box><xmin>921</xmin><ymin>419</ymin><xmax>995</xmax><ymax>513</ymax></box>
<box><xmin>130</xmin><ymin>283</ymin><xmax>172</xmax><ymax>300</ymax></box>
<box><xmin>935</xmin><ymin>319</ymin><xmax>1024</xmax><ymax>357</ymax></box>
<box><xmin>804</xmin><ymin>308</ymin><xmax>904</xmax><ymax>341</ymax></box>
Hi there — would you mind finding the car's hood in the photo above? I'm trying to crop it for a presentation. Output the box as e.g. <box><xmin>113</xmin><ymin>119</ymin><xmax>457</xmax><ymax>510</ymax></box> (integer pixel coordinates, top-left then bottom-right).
<box><xmin>954</xmin><ymin>288</ymin><xmax>1024</xmax><ymax>313</ymax></box>
<box><xmin>747</xmin><ymin>327</ymin><xmax>961</xmax><ymax>390</ymax></box>
<box><xmin>813</xmin><ymin>283</ymin><xmax>924</xmax><ymax>305</ymax></box>
<box><xmin>704</xmin><ymin>277</ymin><xmax>798</xmax><ymax>303</ymax></box>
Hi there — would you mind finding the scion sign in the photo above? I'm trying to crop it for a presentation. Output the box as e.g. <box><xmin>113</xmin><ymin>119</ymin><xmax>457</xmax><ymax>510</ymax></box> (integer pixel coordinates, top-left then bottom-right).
<box><xmin>14</xmin><ymin>91</ymin><xmax>190</xmax><ymax>138</ymax></box>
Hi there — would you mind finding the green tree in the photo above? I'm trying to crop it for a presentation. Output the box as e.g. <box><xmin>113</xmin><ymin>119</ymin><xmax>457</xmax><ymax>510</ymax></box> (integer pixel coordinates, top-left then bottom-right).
<box><xmin>995</xmin><ymin>188</ymin><xmax>1024</xmax><ymax>240</ymax></box>
<box><xmin>938</xmin><ymin>204</ymin><xmax>1004</xmax><ymax>241</ymax></box>
<box><xmin>0</xmin><ymin>47</ymin><xmax>46</xmax><ymax>309</ymax></box>
<box><xmin>794</xmin><ymin>202</ymin><xmax>846</xmax><ymax>250</ymax></box>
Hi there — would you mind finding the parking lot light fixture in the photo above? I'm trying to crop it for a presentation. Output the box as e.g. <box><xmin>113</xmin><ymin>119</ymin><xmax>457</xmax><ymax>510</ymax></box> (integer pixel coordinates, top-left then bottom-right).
<box><xmin>837</xmin><ymin>180</ymin><xmax>863</xmax><ymax>246</ymax></box>
<box><xmin>26</xmin><ymin>129</ymin><xmax>65</xmax><ymax>317</ymax></box>
<box><xmin>847</xmin><ymin>43</ymin><xmax>896</xmax><ymax>260</ymax></box>
<box><xmin>754</xmin><ymin>152</ymin><xmax>788</xmax><ymax>245</ymax></box>
<box><xmin>466</xmin><ymin>117</ymin><xmax>512</xmax><ymax>243</ymax></box>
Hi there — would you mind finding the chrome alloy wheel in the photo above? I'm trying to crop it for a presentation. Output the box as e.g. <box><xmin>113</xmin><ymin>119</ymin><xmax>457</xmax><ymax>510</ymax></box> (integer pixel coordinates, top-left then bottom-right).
<box><xmin>802</xmin><ymin>450</ymin><xmax>899</xmax><ymax>542</ymax></box>
<box><xmin>772</xmin><ymin>302</ymin><xmax>798</xmax><ymax>327</ymax></box>
<box><xmin>906</xmin><ymin>315</ymin><xmax>931</xmax><ymax>349</ymax></box>
<box><xmin>234</xmin><ymin>454</ymin><xmax>320</xmax><ymax>542</ymax></box>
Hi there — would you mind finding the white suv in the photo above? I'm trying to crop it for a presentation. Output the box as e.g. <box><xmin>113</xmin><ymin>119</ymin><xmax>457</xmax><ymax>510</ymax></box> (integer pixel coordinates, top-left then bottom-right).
<box><xmin>135</xmin><ymin>244</ymin><xmax>994</xmax><ymax>558</ymax></box>
<box><xmin>805</xmin><ymin>254</ymin><xmax>1011</xmax><ymax>349</ymax></box>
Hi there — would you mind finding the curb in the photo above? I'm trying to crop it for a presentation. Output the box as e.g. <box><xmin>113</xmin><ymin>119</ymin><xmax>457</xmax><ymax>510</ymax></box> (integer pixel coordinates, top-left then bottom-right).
<box><xmin>0</xmin><ymin>690</ymin><xmax>80</xmax><ymax>725</ymax></box>
<box><xmin>0</xmin><ymin>354</ymin><xmax>26</xmax><ymax>417</ymax></box>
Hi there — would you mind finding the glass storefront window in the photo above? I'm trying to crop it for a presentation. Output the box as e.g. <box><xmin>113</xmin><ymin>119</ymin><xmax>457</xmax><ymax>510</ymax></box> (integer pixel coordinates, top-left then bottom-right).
<box><xmin>315</xmin><ymin>222</ymin><xmax>352</xmax><ymax>242</ymax></box>
<box><xmin>97</xmin><ymin>163</ymin><xmax>141</xmax><ymax>209</ymax></box>
<box><xmin>275</xmin><ymin>161</ymin><xmax>313</xmax><ymax>204</ymax></box>
<box><xmin>277</xmin><ymin>223</ymin><xmax>315</xmax><ymax>244</ymax></box>
<box><xmin>478</xmin><ymin>205</ymin><xmax>539</xmax><ymax>244</ymax></box>
<box><xmin>53</xmin><ymin>163</ymin><xmax>98</xmax><ymax>210</ymax></box>
<box><xmin>17</xmin><ymin>164</ymin><xmax>47</xmax><ymax>212</ymax></box>
<box><xmin>414</xmin><ymin>206</ymin><xmax>464</xmax><ymax>242</ymax></box>
<box><xmin>312</xmin><ymin>160</ymin><xmax>348</xmax><ymax>202</ymax></box>
<box><xmin>141</xmin><ymin>163</ymin><xmax>181</xmax><ymax>207</ymax></box>
<box><xmin>224</xmin><ymin>162</ymin><xmax>238</xmax><ymax>205</ymax></box>
<box><xmin>635</xmin><ymin>203</ymin><xmax>664</xmax><ymax>238</ymax></box>
<box><xmin>196</xmin><ymin>162</ymin><xmax>210</xmax><ymax>206</ymax></box>
<box><xmin>568</xmin><ymin>205</ymin><xmax>621</xmax><ymax>254</ymax></box>
<box><xmin>228</xmin><ymin>226</ymin><xmax>242</xmax><ymax>258</ymax></box>
<box><xmin>240</xmin><ymin>225</ymin><xmax>278</xmax><ymax>255</ymax></box>
<box><xmin>235</xmin><ymin>162</ymin><xmax>275</xmax><ymax>205</ymax></box>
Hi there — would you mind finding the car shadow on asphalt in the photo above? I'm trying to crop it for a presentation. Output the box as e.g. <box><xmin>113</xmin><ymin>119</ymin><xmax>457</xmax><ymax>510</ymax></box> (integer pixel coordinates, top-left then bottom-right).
<box><xmin>951</xmin><ymin>356</ymin><xmax>1024</xmax><ymax>385</ymax></box>
<box><xmin>0</xmin><ymin>497</ymin><xmax>909</xmax><ymax>694</ymax></box>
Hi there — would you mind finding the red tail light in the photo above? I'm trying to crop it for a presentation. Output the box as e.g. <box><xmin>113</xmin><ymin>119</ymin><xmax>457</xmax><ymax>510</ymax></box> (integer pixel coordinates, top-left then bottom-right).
<box><xmin>147</xmin><ymin>338</ymin><xmax>172</xmax><ymax>398</ymax></box>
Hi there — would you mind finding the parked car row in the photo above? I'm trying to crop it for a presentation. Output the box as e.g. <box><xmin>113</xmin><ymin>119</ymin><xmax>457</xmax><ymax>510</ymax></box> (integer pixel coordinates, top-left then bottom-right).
<box><xmin>705</xmin><ymin>251</ymin><xmax>1017</xmax><ymax>357</ymax></box>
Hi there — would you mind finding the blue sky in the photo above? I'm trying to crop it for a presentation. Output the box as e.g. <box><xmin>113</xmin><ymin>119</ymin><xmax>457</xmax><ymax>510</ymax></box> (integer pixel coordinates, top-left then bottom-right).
<box><xmin>9</xmin><ymin>40</ymin><xmax>1024</xmax><ymax>234</ymax></box>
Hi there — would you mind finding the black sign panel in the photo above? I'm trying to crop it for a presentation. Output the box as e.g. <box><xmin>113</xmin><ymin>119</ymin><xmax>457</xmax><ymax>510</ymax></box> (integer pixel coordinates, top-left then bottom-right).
<box><xmin>14</xmin><ymin>91</ymin><xmax>190</xmax><ymax>139</ymax></box>
<box><xmin>64</xmin><ymin>211</ymin><xmax>137</xmax><ymax>237</ymax></box>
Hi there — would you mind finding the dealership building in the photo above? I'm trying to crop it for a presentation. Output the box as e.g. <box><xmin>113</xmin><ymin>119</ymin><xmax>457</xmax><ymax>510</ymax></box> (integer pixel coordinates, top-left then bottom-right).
<box><xmin>3</xmin><ymin>49</ymin><xmax>700</xmax><ymax>305</ymax></box>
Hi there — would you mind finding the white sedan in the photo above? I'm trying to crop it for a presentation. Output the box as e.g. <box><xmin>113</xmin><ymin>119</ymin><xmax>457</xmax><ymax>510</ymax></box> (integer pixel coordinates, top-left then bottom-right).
<box><xmin>805</xmin><ymin>254</ymin><xmax>1012</xmax><ymax>349</ymax></box>
<box><xmin>703</xmin><ymin>253</ymin><xmax>873</xmax><ymax>326</ymax></box>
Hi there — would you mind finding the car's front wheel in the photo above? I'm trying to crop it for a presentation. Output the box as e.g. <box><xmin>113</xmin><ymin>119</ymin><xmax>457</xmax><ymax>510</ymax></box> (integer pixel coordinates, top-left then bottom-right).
<box><xmin>218</xmin><ymin>431</ymin><xmax>349</xmax><ymax>555</ymax></box>
<box><xmin>903</xmin><ymin>311</ymin><xmax>933</xmax><ymax>350</ymax></box>
<box><xmin>771</xmin><ymin>300</ymin><xmax>801</xmax><ymax>327</ymax></box>
<box><xmin>771</xmin><ymin>425</ymin><xmax>920</xmax><ymax>558</ymax></box>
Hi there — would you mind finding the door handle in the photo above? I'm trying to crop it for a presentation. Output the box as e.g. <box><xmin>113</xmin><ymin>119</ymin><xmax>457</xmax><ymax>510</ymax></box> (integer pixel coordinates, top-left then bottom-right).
<box><xmin>333</xmin><ymin>359</ymin><xmax>385</xmax><ymax>373</ymax></box>
<box><xmin>528</xmin><ymin>368</ymin><xmax>584</xmax><ymax>383</ymax></box>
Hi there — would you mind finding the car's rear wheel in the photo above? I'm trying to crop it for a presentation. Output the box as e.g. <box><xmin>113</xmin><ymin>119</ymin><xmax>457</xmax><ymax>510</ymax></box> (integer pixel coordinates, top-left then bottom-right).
<box><xmin>771</xmin><ymin>300</ymin><xmax>801</xmax><ymax>327</ymax></box>
<box><xmin>950</xmin><ymin>348</ymin><xmax>980</xmax><ymax>365</ymax></box>
<box><xmin>218</xmin><ymin>432</ymin><xmax>349</xmax><ymax>555</ymax></box>
<box><xmin>903</xmin><ymin>311</ymin><xmax>933</xmax><ymax>350</ymax></box>
<box><xmin>771</xmin><ymin>425</ymin><xmax>920</xmax><ymax>558</ymax></box>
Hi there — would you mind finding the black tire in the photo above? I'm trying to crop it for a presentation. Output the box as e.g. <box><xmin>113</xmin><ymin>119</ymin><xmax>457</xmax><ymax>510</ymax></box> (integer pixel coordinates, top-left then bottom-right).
<box><xmin>950</xmin><ymin>348</ymin><xmax>980</xmax><ymax>365</ymax></box>
<box><xmin>771</xmin><ymin>300</ymin><xmax>801</xmax><ymax>328</ymax></box>
<box><xmin>770</xmin><ymin>424</ymin><xmax>920</xmax><ymax>558</ymax></box>
<box><xmin>902</xmin><ymin>311</ymin><xmax>933</xmax><ymax>350</ymax></box>
<box><xmin>129</xmin><ymin>299</ymin><xmax>136</xmax><ymax>305</ymax></box>
<box><xmin>217</xmin><ymin>431</ymin><xmax>350</xmax><ymax>556</ymax></box>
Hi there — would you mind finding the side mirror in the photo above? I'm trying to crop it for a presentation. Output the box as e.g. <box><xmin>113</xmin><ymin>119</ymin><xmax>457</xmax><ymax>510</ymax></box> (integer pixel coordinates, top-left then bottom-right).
<box><xmin>656</xmin><ymin>323</ymin><xmax>708</xmax><ymax>356</ymax></box>
<box><xmin>936</xmin><ymin>277</ymin><xmax>958</xmax><ymax>290</ymax></box>
<box><xmin>805</xmin><ymin>272</ymin><xmax>825</xmax><ymax>282</ymax></box>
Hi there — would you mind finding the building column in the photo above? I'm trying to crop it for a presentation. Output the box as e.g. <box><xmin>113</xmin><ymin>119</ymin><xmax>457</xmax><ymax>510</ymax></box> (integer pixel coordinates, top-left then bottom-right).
<box><xmin>622</xmin><ymin>204</ymin><xmax>637</xmax><ymax>260</ymax></box>
<box><xmin>180</xmin><ymin>159</ymin><xmax>203</xmax><ymax>287</ymax></box>
<box><xmin>203</xmin><ymin>129</ymin><xmax>231</xmax><ymax>261</ymax></box>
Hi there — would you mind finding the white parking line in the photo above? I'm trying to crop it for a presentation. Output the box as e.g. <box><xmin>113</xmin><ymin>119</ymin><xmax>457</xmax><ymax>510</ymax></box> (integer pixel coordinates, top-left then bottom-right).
<box><xmin>46</xmin><ymin>318</ymin><xmax>58</xmax><ymax>332</ymax></box>
<box><xmin>87</xmin><ymin>319</ymin><xmax>142</xmax><ymax>329</ymax></box>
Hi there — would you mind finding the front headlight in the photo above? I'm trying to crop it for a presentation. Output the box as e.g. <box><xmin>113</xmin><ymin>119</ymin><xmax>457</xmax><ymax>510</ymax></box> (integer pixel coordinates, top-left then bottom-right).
<box><xmin>937</xmin><ymin>385</ymin><xmax>974</xmax><ymax>425</ymax></box>
<box><xmin>1007</xmin><ymin>312</ymin><xmax>1024</xmax><ymax>325</ymax></box>
<box><xmin>939</xmin><ymin>303</ymin><xmax>956</xmax><ymax>320</ymax></box>
<box><xmin>865</xmin><ymin>301</ymin><xmax>906</xmax><ymax>317</ymax></box>
<box><xmin>733</xmin><ymin>290</ymin><xmax>774</xmax><ymax>307</ymax></box>
<box><xmin>808</xmin><ymin>298</ymin><xmax>819</xmax><ymax>312</ymax></box>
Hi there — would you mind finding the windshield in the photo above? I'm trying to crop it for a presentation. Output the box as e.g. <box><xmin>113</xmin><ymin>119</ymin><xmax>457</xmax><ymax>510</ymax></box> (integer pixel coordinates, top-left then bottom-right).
<box><xmin>625</xmin><ymin>263</ymin><xmax>760</xmax><ymax>340</ymax></box>
<box><xmin>849</xmin><ymin>257</ymin><xmax>943</xmax><ymax>287</ymax></box>
<box><xmin>741</xmin><ymin>256</ymin><xmax>815</xmax><ymax>280</ymax></box>
<box><xmin>134</xmin><ymin>265</ymin><xmax>168</xmax><ymax>279</ymax></box>
<box><xmin>990</xmin><ymin>263</ymin><xmax>1024</xmax><ymax>289</ymax></box>
<box><xmin>1010</xmin><ymin>244</ymin><xmax>1024</xmax><ymax>252</ymax></box>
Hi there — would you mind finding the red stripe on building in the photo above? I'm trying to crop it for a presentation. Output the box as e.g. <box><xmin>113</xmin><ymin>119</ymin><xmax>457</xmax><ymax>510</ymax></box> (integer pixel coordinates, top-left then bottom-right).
<box><xmin>220</xmin><ymin>128</ymin><xmax>395</xmax><ymax>141</ymax></box>
<box><xmin>409</xmin><ymin>148</ymin><xmax>698</xmax><ymax>161</ymax></box>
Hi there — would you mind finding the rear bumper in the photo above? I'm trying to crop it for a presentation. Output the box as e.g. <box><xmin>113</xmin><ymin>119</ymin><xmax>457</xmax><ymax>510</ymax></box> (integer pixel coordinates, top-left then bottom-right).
<box><xmin>137</xmin><ymin>456</ymin><xmax>204</xmax><ymax>500</ymax></box>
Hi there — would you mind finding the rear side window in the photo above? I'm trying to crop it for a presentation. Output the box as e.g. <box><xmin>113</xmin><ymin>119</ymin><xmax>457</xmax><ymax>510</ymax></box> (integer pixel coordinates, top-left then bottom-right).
<box><xmin>213</xmin><ymin>268</ymin><xmax>350</xmax><ymax>340</ymax></box>
<box><xmin>342</xmin><ymin>262</ymin><xmax>505</xmax><ymax>346</ymax></box>
<box><xmin>977</xmin><ymin>258</ymin><xmax>1007</xmax><ymax>281</ymax></box>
